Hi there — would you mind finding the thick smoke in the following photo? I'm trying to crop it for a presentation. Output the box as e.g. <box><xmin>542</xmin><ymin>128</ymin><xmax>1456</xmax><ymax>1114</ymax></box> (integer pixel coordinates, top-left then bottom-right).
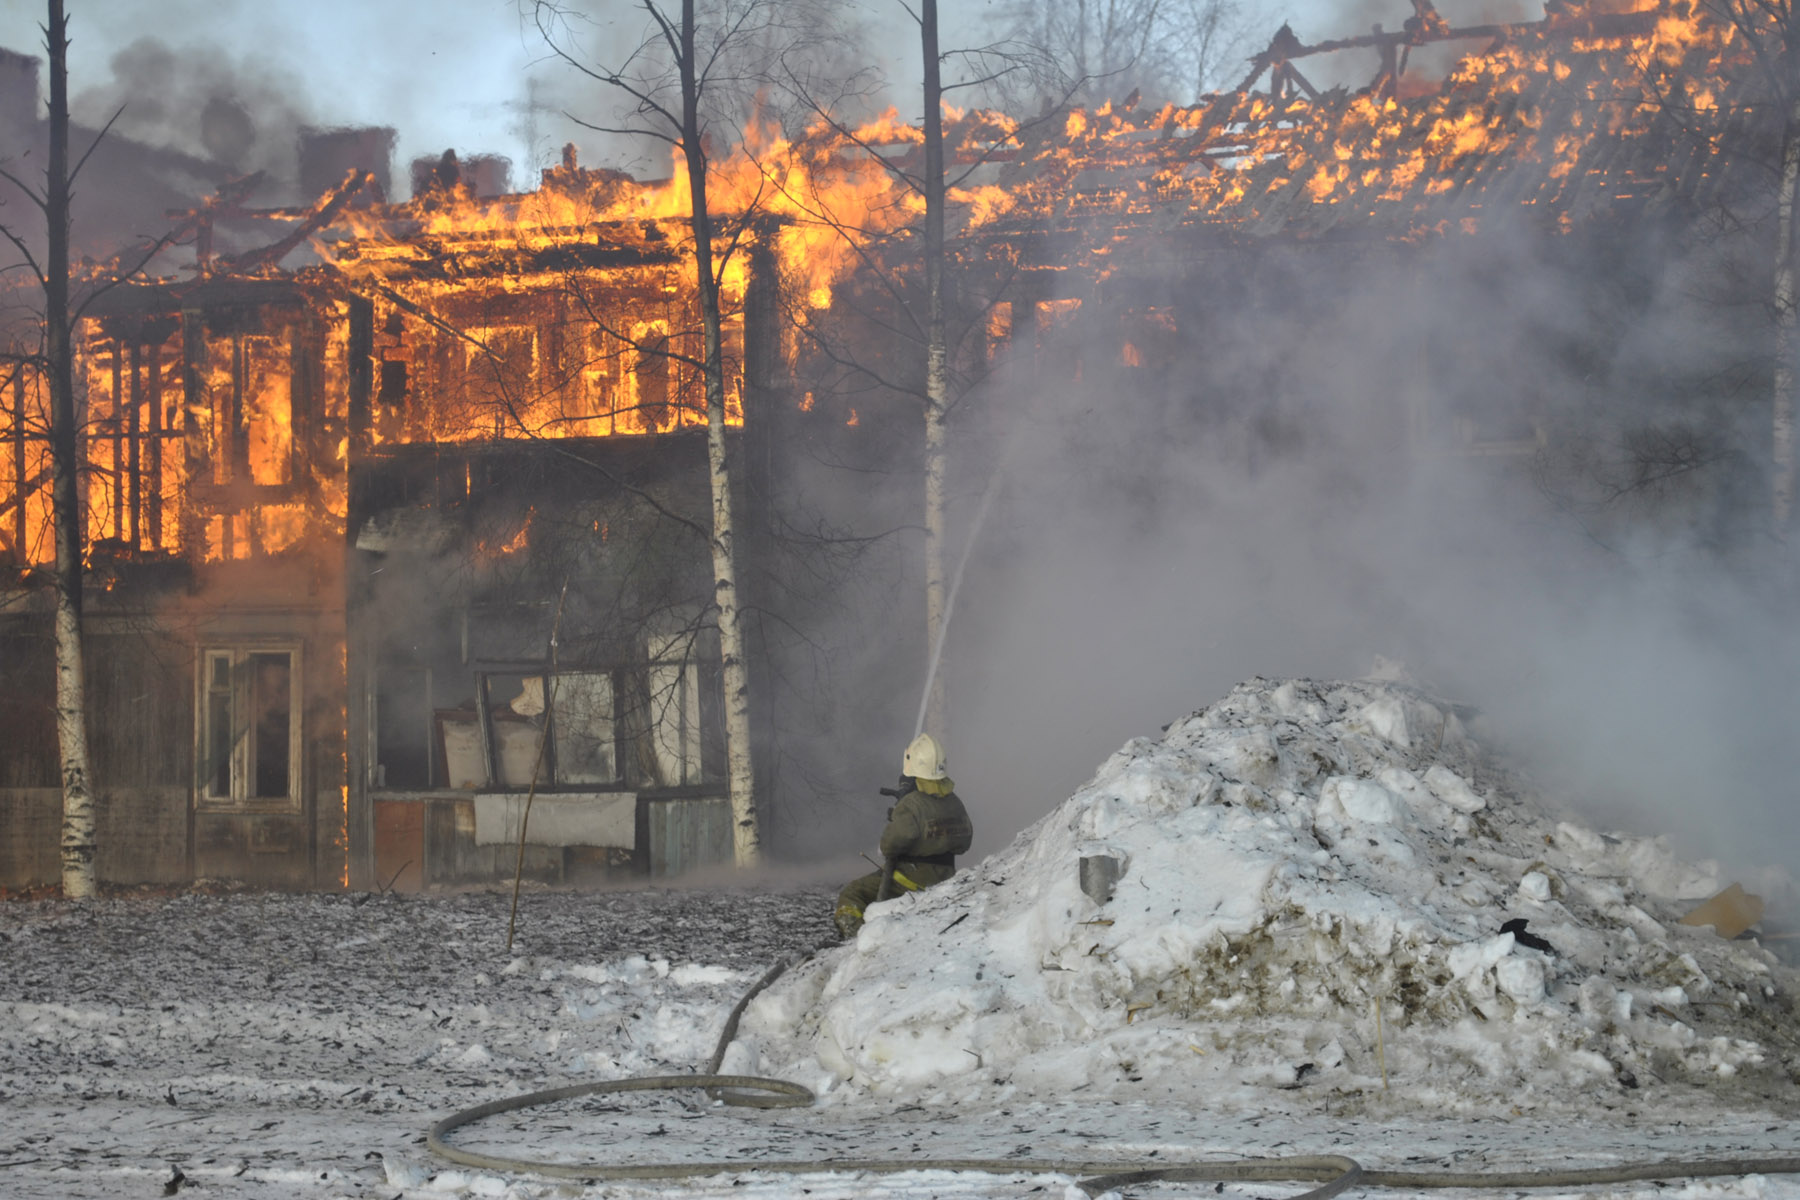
<box><xmin>27</xmin><ymin>1</ymin><xmax>592</xmax><ymax>201</ymax></box>
<box><xmin>929</xmin><ymin>213</ymin><xmax>1798</xmax><ymax>893</ymax></box>
<box><xmin>68</xmin><ymin>36</ymin><xmax>315</xmax><ymax>181</ymax></box>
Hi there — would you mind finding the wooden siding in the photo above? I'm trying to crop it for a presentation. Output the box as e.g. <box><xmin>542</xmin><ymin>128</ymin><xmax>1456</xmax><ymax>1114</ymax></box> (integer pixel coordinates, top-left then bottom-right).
<box><xmin>0</xmin><ymin>786</ymin><xmax>186</xmax><ymax>889</ymax></box>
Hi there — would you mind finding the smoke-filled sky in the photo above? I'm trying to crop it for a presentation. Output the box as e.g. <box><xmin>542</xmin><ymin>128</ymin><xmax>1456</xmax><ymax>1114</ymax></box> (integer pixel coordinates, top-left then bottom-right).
<box><xmin>0</xmin><ymin>0</ymin><xmax>1532</xmax><ymax>195</ymax></box>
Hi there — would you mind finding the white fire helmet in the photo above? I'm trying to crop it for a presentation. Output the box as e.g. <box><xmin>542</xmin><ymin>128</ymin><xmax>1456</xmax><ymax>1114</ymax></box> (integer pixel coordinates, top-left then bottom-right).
<box><xmin>903</xmin><ymin>733</ymin><xmax>948</xmax><ymax>780</ymax></box>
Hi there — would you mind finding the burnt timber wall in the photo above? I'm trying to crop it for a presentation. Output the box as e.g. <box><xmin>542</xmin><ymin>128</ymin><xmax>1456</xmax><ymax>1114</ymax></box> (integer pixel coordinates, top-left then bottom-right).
<box><xmin>0</xmin><ymin>788</ymin><xmax>187</xmax><ymax>889</ymax></box>
<box><xmin>343</xmin><ymin>434</ymin><xmax>731</xmax><ymax>890</ymax></box>
<box><xmin>0</xmin><ymin>625</ymin><xmax>192</xmax><ymax>889</ymax></box>
<box><xmin>169</xmin><ymin>562</ymin><xmax>348</xmax><ymax>890</ymax></box>
<box><xmin>0</xmin><ymin>599</ymin><xmax>347</xmax><ymax>891</ymax></box>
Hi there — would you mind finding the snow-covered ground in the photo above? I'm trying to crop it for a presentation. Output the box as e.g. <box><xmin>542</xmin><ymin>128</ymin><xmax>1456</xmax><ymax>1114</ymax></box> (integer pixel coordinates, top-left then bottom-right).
<box><xmin>5</xmin><ymin>678</ymin><xmax>1800</xmax><ymax>1199</ymax></box>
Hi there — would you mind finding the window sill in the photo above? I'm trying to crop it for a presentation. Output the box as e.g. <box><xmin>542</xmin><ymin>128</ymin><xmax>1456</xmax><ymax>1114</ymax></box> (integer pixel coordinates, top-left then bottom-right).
<box><xmin>195</xmin><ymin>799</ymin><xmax>304</xmax><ymax>816</ymax></box>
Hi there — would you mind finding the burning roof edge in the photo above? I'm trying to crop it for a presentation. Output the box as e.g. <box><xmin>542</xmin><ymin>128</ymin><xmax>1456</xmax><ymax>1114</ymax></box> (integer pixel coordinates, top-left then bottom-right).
<box><xmin>79</xmin><ymin>274</ymin><xmax>342</xmax><ymax>320</ymax></box>
<box><xmin>63</xmin><ymin>0</ymin><xmax>1748</xmax><ymax>293</ymax></box>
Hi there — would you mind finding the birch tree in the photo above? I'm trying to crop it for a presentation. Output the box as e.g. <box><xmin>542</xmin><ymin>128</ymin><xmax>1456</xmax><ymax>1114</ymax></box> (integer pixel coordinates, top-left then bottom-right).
<box><xmin>760</xmin><ymin>4</ymin><xmax>1047</xmax><ymax>742</ymax></box>
<box><xmin>678</xmin><ymin>0</ymin><xmax>758</xmax><ymax>863</ymax></box>
<box><xmin>528</xmin><ymin>0</ymin><xmax>844</xmax><ymax>864</ymax></box>
<box><xmin>1775</xmin><ymin>94</ymin><xmax>1800</xmax><ymax>533</ymax></box>
<box><xmin>2</xmin><ymin>2</ymin><xmax>223</xmax><ymax>895</ymax></box>
<box><xmin>0</xmin><ymin>1</ymin><xmax>96</xmax><ymax>896</ymax></box>
<box><xmin>919</xmin><ymin>0</ymin><xmax>949</xmax><ymax>736</ymax></box>
<box><xmin>1749</xmin><ymin>2</ymin><xmax>1800</xmax><ymax>535</ymax></box>
<box><xmin>774</xmin><ymin>4</ymin><xmax>1058</xmax><ymax>740</ymax></box>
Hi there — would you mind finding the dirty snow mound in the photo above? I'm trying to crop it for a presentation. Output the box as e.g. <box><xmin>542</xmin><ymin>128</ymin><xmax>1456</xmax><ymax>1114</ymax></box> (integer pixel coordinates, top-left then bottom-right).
<box><xmin>731</xmin><ymin>678</ymin><xmax>1799</xmax><ymax>1112</ymax></box>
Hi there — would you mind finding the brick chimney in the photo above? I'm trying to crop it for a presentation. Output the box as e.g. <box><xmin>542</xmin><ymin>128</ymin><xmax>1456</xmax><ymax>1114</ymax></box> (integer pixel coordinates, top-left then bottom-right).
<box><xmin>0</xmin><ymin>49</ymin><xmax>40</xmax><ymax>144</ymax></box>
<box><xmin>298</xmin><ymin>125</ymin><xmax>396</xmax><ymax>202</ymax></box>
<box><xmin>409</xmin><ymin>150</ymin><xmax>512</xmax><ymax>200</ymax></box>
<box><xmin>461</xmin><ymin>154</ymin><xmax>511</xmax><ymax>198</ymax></box>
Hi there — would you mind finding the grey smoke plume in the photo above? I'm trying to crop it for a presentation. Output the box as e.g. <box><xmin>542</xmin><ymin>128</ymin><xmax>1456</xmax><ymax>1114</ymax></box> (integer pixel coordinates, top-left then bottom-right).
<box><xmin>70</xmin><ymin>36</ymin><xmax>315</xmax><ymax>181</ymax></box>
<box><xmin>929</xmin><ymin>214</ymin><xmax>1797</xmax><ymax>891</ymax></box>
<box><xmin>23</xmin><ymin>2</ymin><xmax>587</xmax><ymax>201</ymax></box>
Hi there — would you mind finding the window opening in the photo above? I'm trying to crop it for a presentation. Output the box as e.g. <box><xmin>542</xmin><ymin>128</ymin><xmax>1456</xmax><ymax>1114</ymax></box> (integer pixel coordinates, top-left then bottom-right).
<box><xmin>204</xmin><ymin>651</ymin><xmax>233</xmax><ymax>800</ymax></box>
<box><xmin>647</xmin><ymin>634</ymin><xmax>702</xmax><ymax>787</ymax></box>
<box><xmin>250</xmin><ymin>653</ymin><xmax>292</xmax><ymax>798</ymax></box>
<box><xmin>461</xmin><ymin>668</ymin><xmax>625</xmax><ymax>789</ymax></box>
<box><xmin>480</xmin><ymin>672</ymin><xmax>552</xmax><ymax>788</ymax></box>
<box><xmin>374</xmin><ymin>665</ymin><xmax>433</xmax><ymax>789</ymax></box>
<box><xmin>198</xmin><ymin>646</ymin><xmax>300</xmax><ymax>806</ymax></box>
<box><xmin>554</xmin><ymin>672</ymin><xmax>616</xmax><ymax>784</ymax></box>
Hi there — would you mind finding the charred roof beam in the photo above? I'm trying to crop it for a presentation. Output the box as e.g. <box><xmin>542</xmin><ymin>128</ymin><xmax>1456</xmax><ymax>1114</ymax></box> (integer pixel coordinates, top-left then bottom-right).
<box><xmin>1234</xmin><ymin>5</ymin><xmax>1660</xmax><ymax>96</ymax></box>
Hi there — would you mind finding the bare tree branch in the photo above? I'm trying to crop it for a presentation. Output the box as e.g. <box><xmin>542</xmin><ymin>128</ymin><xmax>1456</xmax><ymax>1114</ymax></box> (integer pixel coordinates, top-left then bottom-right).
<box><xmin>66</xmin><ymin>103</ymin><xmax>126</xmax><ymax>189</ymax></box>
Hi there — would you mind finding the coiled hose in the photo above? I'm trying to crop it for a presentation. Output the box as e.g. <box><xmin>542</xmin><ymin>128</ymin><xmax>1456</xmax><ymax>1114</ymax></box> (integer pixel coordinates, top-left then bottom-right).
<box><xmin>428</xmin><ymin>955</ymin><xmax>1800</xmax><ymax>1196</ymax></box>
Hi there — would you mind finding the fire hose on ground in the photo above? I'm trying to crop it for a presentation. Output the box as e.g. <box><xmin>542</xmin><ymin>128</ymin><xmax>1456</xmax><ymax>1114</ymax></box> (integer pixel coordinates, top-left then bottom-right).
<box><xmin>427</xmin><ymin>955</ymin><xmax>1800</xmax><ymax>1197</ymax></box>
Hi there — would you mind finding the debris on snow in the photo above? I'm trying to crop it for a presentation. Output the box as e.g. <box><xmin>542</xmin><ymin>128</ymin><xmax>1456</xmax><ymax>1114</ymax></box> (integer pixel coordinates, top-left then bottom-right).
<box><xmin>733</xmin><ymin>677</ymin><xmax>1800</xmax><ymax>1112</ymax></box>
<box><xmin>1682</xmin><ymin>884</ymin><xmax>1768</xmax><ymax>940</ymax></box>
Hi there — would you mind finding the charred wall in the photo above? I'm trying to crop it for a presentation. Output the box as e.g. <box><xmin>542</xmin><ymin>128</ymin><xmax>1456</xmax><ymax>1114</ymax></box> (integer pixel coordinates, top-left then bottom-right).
<box><xmin>164</xmin><ymin>561</ymin><xmax>348</xmax><ymax>890</ymax></box>
<box><xmin>0</xmin><ymin>619</ymin><xmax>193</xmax><ymax>889</ymax></box>
<box><xmin>2</xmin><ymin>277</ymin><xmax>352</xmax><ymax>893</ymax></box>
<box><xmin>346</xmin><ymin>434</ymin><xmax>735</xmax><ymax>889</ymax></box>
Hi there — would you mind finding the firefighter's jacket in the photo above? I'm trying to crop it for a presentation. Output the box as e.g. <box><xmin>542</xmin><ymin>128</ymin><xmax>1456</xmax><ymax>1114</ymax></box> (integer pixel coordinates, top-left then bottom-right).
<box><xmin>879</xmin><ymin>780</ymin><xmax>973</xmax><ymax>888</ymax></box>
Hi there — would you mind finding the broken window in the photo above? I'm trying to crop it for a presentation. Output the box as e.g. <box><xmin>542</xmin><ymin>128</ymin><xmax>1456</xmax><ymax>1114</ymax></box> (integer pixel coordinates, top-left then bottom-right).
<box><xmin>8</xmin><ymin>336</ymin><xmax>188</xmax><ymax>567</ymax></box>
<box><xmin>378</xmin><ymin>360</ymin><xmax>409</xmax><ymax>409</ymax></box>
<box><xmin>554</xmin><ymin>672</ymin><xmax>617</xmax><ymax>784</ymax></box>
<box><xmin>373</xmin><ymin>665</ymin><xmax>433</xmax><ymax>790</ymax></box>
<box><xmin>444</xmin><ymin>652</ymin><xmax>717</xmax><ymax>792</ymax></box>
<box><xmin>461</xmin><ymin>326</ymin><xmax>539</xmax><ymax>438</ymax></box>
<box><xmin>986</xmin><ymin>302</ymin><xmax>1013</xmax><ymax>363</ymax></box>
<box><xmin>1119</xmin><ymin>307</ymin><xmax>1178</xmax><ymax>370</ymax></box>
<box><xmin>445</xmin><ymin>670</ymin><xmax>623</xmax><ymax>790</ymax></box>
<box><xmin>646</xmin><ymin>634</ymin><xmax>703</xmax><ymax>787</ymax></box>
<box><xmin>198</xmin><ymin>646</ymin><xmax>301</xmax><ymax>808</ymax></box>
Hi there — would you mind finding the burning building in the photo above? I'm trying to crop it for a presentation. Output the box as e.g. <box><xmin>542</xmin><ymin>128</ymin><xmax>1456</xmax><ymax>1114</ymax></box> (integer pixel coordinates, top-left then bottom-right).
<box><xmin>0</xmin><ymin>0</ymin><xmax>1780</xmax><ymax>891</ymax></box>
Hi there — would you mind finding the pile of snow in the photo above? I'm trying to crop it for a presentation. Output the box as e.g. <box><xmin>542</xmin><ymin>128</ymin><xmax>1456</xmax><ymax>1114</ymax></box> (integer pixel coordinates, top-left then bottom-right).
<box><xmin>733</xmin><ymin>677</ymin><xmax>1799</xmax><ymax>1111</ymax></box>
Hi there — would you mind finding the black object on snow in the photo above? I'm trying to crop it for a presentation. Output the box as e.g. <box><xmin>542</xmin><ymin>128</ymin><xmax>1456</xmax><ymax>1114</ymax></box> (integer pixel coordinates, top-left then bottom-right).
<box><xmin>1500</xmin><ymin>917</ymin><xmax>1555</xmax><ymax>954</ymax></box>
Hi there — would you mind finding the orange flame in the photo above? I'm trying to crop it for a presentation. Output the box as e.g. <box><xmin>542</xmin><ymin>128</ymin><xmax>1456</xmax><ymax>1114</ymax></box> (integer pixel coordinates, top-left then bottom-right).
<box><xmin>0</xmin><ymin>0</ymin><xmax>1756</xmax><ymax>575</ymax></box>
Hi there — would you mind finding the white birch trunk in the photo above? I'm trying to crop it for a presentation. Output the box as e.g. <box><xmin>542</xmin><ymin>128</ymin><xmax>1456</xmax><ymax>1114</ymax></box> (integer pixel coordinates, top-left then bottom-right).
<box><xmin>46</xmin><ymin>0</ymin><xmax>97</xmax><ymax>897</ymax></box>
<box><xmin>54</xmin><ymin>555</ymin><xmax>97</xmax><ymax>896</ymax></box>
<box><xmin>680</xmin><ymin>0</ymin><xmax>760</xmax><ymax>865</ymax></box>
<box><xmin>921</xmin><ymin>0</ymin><xmax>950</xmax><ymax>737</ymax></box>
<box><xmin>923</xmin><ymin>361</ymin><xmax>948</xmax><ymax>735</ymax></box>
<box><xmin>705</xmin><ymin>355</ymin><xmax>759</xmax><ymax>865</ymax></box>
<box><xmin>1772</xmin><ymin>95</ymin><xmax>1800</xmax><ymax>536</ymax></box>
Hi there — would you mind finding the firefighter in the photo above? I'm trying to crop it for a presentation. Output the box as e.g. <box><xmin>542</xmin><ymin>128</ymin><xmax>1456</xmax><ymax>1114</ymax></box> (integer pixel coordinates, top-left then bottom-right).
<box><xmin>833</xmin><ymin>733</ymin><xmax>973</xmax><ymax>940</ymax></box>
